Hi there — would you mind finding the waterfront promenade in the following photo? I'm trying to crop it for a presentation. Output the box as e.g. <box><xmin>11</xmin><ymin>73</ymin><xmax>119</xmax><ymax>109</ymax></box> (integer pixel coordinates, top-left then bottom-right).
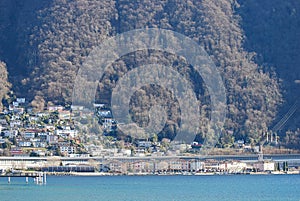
<box><xmin>1</xmin><ymin>154</ymin><xmax>300</xmax><ymax>171</ymax></box>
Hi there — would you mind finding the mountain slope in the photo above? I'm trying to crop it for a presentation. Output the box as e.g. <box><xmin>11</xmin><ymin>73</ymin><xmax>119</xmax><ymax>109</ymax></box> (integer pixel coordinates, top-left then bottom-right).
<box><xmin>0</xmin><ymin>61</ymin><xmax>11</xmax><ymax>111</ymax></box>
<box><xmin>0</xmin><ymin>0</ymin><xmax>297</xmax><ymax>145</ymax></box>
<box><xmin>238</xmin><ymin>0</ymin><xmax>300</xmax><ymax>132</ymax></box>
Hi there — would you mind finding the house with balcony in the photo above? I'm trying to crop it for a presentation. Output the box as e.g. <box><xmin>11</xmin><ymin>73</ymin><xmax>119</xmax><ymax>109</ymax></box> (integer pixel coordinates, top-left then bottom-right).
<box><xmin>60</xmin><ymin>145</ymin><xmax>76</xmax><ymax>155</ymax></box>
<box><xmin>48</xmin><ymin>105</ymin><xmax>64</xmax><ymax>112</ymax></box>
<box><xmin>0</xmin><ymin>137</ymin><xmax>5</xmax><ymax>144</ymax></box>
<box><xmin>18</xmin><ymin>141</ymin><xmax>32</xmax><ymax>147</ymax></box>
<box><xmin>58</xmin><ymin>110</ymin><xmax>71</xmax><ymax>120</ymax></box>
<box><xmin>55</xmin><ymin>127</ymin><xmax>78</xmax><ymax>139</ymax></box>
<box><xmin>47</xmin><ymin>134</ymin><xmax>59</xmax><ymax>145</ymax></box>
<box><xmin>10</xmin><ymin>120</ymin><xmax>23</xmax><ymax>128</ymax></box>
<box><xmin>22</xmin><ymin>129</ymin><xmax>39</xmax><ymax>139</ymax></box>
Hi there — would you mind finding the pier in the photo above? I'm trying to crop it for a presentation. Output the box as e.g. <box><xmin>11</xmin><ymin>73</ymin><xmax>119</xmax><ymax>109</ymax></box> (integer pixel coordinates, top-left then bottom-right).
<box><xmin>0</xmin><ymin>172</ymin><xmax>47</xmax><ymax>184</ymax></box>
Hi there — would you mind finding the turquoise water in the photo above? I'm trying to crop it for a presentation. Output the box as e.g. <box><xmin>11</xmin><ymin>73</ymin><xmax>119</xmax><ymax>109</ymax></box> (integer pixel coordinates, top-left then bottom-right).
<box><xmin>0</xmin><ymin>175</ymin><xmax>299</xmax><ymax>201</ymax></box>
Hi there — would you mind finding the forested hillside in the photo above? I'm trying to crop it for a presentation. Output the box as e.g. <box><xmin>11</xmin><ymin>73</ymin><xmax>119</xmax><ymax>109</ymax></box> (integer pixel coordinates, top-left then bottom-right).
<box><xmin>238</xmin><ymin>0</ymin><xmax>300</xmax><ymax>132</ymax></box>
<box><xmin>0</xmin><ymin>61</ymin><xmax>11</xmax><ymax>111</ymax></box>
<box><xmin>0</xmin><ymin>0</ymin><xmax>299</xmax><ymax>146</ymax></box>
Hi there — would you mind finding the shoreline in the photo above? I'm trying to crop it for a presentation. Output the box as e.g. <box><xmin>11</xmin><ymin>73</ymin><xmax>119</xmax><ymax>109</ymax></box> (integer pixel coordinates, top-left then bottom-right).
<box><xmin>45</xmin><ymin>170</ymin><xmax>300</xmax><ymax>177</ymax></box>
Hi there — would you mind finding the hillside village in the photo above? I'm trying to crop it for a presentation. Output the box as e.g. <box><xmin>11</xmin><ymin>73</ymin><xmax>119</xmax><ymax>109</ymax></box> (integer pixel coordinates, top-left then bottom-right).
<box><xmin>0</xmin><ymin>95</ymin><xmax>269</xmax><ymax>158</ymax></box>
<box><xmin>0</xmin><ymin>97</ymin><xmax>81</xmax><ymax>157</ymax></box>
<box><xmin>0</xmin><ymin>96</ymin><xmax>171</xmax><ymax>157</ymax></box>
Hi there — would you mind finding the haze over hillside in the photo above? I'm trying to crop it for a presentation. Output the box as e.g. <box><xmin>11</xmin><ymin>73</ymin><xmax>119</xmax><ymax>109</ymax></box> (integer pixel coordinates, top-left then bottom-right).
<box><xmin>0</xmin><ymin>0</ymin><xmax>299</xmax><ymax>147</ymax></box>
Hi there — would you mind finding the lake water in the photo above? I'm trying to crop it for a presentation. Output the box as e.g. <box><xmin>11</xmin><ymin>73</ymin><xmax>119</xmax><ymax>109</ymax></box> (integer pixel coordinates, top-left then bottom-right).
<box><xmin>0</xmin><ymin>175</ymin><xmax>299</xmax><ymax>201</ymax></box>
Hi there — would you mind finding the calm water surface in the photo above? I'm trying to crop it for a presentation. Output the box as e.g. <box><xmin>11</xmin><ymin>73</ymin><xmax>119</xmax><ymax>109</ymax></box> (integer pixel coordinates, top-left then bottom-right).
<box><xmin>0</xmin><ymin>175</ymin><xmax>299</xmax><ymax>201</ymax></box>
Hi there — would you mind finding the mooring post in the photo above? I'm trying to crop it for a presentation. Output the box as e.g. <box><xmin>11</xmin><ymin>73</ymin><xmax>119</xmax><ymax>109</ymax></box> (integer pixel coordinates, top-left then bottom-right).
<box><xmin>43</xmin><ymin>172</ymin><xmax>47</xmax><ymax>184</ymax></box>
<box><xmin>8</xmin><ymin>176</ymin><xmax>10</xmax><ymax>183</ymax></box>
<box><xmin>26</xmin><ymin>177</ymin><xmax>28</xmax><ymax>184</ymax></box>
<box><xmin>39</xmin><ymin>173</ymin><xmax>42</xmax><ymax>184</ymax></box>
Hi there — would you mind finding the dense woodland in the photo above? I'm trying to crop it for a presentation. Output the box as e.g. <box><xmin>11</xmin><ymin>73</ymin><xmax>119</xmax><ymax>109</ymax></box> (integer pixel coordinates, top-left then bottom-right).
<box><xmin>0</xmin><ymin>0</ymin><xmax>299</xmax><ymax>148</ymax></box>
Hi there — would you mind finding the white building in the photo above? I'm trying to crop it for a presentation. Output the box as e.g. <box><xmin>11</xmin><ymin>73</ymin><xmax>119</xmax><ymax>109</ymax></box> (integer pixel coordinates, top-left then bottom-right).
<box><xmin>253</xmin><ymin>161</ymin><xmax>275</xmax><ymax>172</ymax></box>
<box><xmin>55</xmin><ymin>129</ymin><xmax>78</xmax><ymax>138</ymax></box>
<box><xmin>221</xmin><ymin>161</ymin><xmax>247</xmax><ymax>173</ymax></box>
